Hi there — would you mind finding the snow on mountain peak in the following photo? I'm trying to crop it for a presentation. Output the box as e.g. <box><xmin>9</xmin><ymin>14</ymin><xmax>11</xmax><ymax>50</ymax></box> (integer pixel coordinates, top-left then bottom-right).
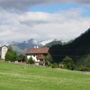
<box><xmin>40</xmin><ymin>39</ymin><xmax>54</xmax><ymax>46</ymax></box>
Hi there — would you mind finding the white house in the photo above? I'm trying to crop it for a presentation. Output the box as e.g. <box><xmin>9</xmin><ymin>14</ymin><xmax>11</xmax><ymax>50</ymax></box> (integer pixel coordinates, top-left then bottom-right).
<box><xmin>24</xmin><ymin>48</ymin><xmax>49</xmax><ymax>65</ymax></box>
<box><xmin>0</xmin><ymin>46</ymin><xmax>8</xmax><ymax>60</ymax></box>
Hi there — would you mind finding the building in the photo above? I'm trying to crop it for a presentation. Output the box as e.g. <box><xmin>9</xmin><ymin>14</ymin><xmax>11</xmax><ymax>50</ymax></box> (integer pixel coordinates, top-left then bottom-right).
<box><xmin>0</xmin><ymin>46</ymin><xmax>8</xmax><ymax>60</ymax></box>
<box><xmin>24</xmin><ymin>48</ymin><xmax>49</xmax><ymax>65</ymax></box>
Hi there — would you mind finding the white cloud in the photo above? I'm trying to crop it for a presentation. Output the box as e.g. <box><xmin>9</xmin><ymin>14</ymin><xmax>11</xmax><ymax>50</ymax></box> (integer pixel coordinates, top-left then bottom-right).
<box><xmin>0</xmin><ymin>9</ymin><xmax>90</xmax><ymax>42</ymax></box>
<box><xmin>0</xmin><ymin>0</ymin><xmax>89</xmax><ymax>43</ymax></box>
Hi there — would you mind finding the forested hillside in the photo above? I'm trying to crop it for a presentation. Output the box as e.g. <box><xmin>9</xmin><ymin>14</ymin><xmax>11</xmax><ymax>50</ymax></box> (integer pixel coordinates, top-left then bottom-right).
<box><xmin>49</xmin><ymin>28</ymin><xmax>90</xmax><ymax>68</ymax></box>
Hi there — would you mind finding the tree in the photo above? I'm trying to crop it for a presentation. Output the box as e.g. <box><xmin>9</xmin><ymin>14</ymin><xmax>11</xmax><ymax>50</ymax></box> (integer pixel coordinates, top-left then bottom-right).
<box><xmin>63</xmin><ymin>56</ymin><xmax>75</xmax><ymax>70</ymax></box>
<box><xmin>5</xmin><ymin>47</ymin><xmax>17</xmax><ymax>62</ymax></box>
<box><xmin>45</xmin><ymin>53</ymin><xmax>53</xmax><ymax>66</ymax></box>
<box><xmin>27</xmin><ymin>57</ymin><xmax>35</xmax><ymax>64</ymax></box>
<box><xmin>17</xmin><ymin>54</ymin><xmax>25</xmax><ymax>62</ymax></box>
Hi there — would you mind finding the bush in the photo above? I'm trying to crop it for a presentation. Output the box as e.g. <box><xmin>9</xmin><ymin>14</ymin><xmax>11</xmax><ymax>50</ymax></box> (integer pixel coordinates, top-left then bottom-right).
<box><xmin>17</xmin><ymin>54</ymin><xmax>25</xmax><ymax>62</ymax></box>
<box><xmin>5</xmin><ymin>47</ymin><xmax>17</xmax><ymax>62</ymax></box>
<box><xmin>51</xmin><ymin>63</ymin><xmax>59</xmax><ymax>68</ymax></box>
<box><xmin>78</xmin><ymin>66</ymin><xmax>90</xmax><ymax>71</ymax></box>
<box><xmin>27</xmin><ymin>57</ymin><xmax>35</xmax><ymax>64</ymax></box>
<box><xmin>78</xmin><ymin>54</ymin><xmax>90</xmax><ymax>68</ymax></box>
<box><xmin>58</xmin><ymin>63</ymin><xmax>64</xmax><ymax>68</ymax></box>
<box><xmin>45</xmin><ymin>53</ymin><xmax>53</xmax><ymax>66</ymax></box>
<box><xmin>63</xmin><ymin>56</ymin><xmax>75</xmax><ymax>70</ymax></box>
<box><xmin>64</xmin><ymin>63</ymin><xmax>75</xmax><ymax>70</ymax></box>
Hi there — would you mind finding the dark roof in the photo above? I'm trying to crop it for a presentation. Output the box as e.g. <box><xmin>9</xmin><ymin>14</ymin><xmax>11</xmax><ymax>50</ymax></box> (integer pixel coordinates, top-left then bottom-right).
<box><xmin>25</xmin><ymin>48</ymin><xmax>49</xmax><ymax>54</ymax></box>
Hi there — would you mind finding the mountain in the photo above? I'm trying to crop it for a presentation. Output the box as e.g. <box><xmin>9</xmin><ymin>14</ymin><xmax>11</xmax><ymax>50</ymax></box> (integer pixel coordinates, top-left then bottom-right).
<box><xmin>44</xmin><ymin>40</ymin><xmax>62</xmax><ymax>47</ymax></box>
<box><xmin>10</xmin><ymin>39</ymin><xmax>41</xmax><ymax>54</ymax></box>
<box><xmin>40</xmin><ymin>39</ymin><xmax>54</xmax><ymax>46</ymax></box>
<box><xmin>10</xmin><ymin>39</ymin><xmax>55</xmax><ymax>54</ymax></box>
<box><xmin>49</xmin><ymin>28</ymin><xmax>90</xmax><ymax>67</ymax></box>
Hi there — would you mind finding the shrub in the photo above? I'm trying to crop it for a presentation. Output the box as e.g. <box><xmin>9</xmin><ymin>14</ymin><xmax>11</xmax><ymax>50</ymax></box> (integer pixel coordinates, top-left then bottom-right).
<box><xmin>64</xmin><ymin>63</ymin><xmax>75</xmax><ymax>70</ymax></box>
<box><xmin>17</xmin><ymin>54</ymin><xmax>25</xmax><ymax>62</ymax></box>
<box><xmin>27</xmin><ymin>57</ymin><xmax>35</xmax><ymax>64</ymax></box>
<box><xmin>78</xmin><ymin>54</ymin><xmax>90</xmax><ymax>68</ymax></box>
<box><xmin>63</xmin><ymin>56</ymin><xmax>75</xmax><ymax>70</ymax></box>
<box><xmin>45</xmin><ymin>53</ymin><xmax>53</xmax><ymax>66</ymax></box>
<box><xmin>78</xmin><ymin>66</ymin><xmax>90</xmax><ymax>71</ymax></box>
<box><xmin>58</xmin><ymin>63</ymin><xmax>64</xmax><ymax>68</ymax></box>
<box><xmin>5</xmin><ymin>47</ymin><xmax>17</xmax><ymax>62</ymax></box>
<box><xmin>51</xmin><ymin>63</ymin><xmax>59</xmax><ymax>68</ymax></box>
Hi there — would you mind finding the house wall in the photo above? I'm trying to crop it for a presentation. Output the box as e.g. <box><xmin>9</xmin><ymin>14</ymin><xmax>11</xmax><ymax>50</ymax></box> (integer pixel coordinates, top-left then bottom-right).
<box><xmin>26</xmin><ymin>53</ymin><xmax>48</xmax><ymax>65</ymax></box>
<box><xmin>27</xmin><ymin>54</ymin><xmax>47</xmax><ymax>61</ymax></box>
<box><xmin>37</xmin><ymin>54</ymin><xmax>47</xmax><ymax>60</ymax></box>
<box><xmin>27</xmin><ymin>55</ymin><xmax>40</xmax><ymax>62</ymax></box>
<box><xmin>1</xmin><ymin>46</ymin><xmax>8</xmax><ymax>60</ymax></box>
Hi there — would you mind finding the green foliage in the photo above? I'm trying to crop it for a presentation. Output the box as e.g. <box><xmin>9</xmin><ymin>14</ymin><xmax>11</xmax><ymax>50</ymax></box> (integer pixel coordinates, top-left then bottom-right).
<box><xmin>45</xmin><ymin>40</ymin><xmax>62</xmax><ymax>47</ymax></box>
<box><xmin>49</xmin><ymin>28</ymin><xmax>90</xmax><ymax>71</ymax></box>
<box><xmin>77</xmin><ymin>66</ymin><xmax>90</xmax><ymax>71</ymax></box>
<box><xmin>17</xmin><ymin>54</ymin><xmax>25</xmax><ymax>62</ymax></box>
<box><xmin>45</xmin><ymin>53</ymin><xmax>53</xmax><ymax>66</ymax></box>
<box><xmin>58</xmin><ymin>63</ymin><xmax>64</xmax><ymax>68</ymax></box>
<box><xmin>63</xmin><ymin>56</ymin><xmax>75</xmax><ymax>70</ymax></box>
<box><xmin>50</xmin><ymin>63</ymin><xmax>64</xmax><ymax>69</ymax></box>
<box><xmin>78</xmin><ymin>54</ymin><xmax>90</xmax><ymax>67</ymax></box>
<box><xmin>62</xmin><ymin>40</ymin><xmax>73</xmax><ymax>45</ymax></box>
<box><xmin>27</xmin><ymin>57</ymin><xmax>35</xmax><ymax>64</ymax></box>
<box><xmin>5</xmin><ymin>47</ymin><xmax>17</xmax><ymax>62</ymax></box>
<box><xmin>51</xmin><ymin>63</ymin><xmax>59</xmax><ymax>68</ymax></box>
<box><xmin>17</xmin><ymin>54</ymin><xmax>24</xmax><ymax>60</ymax></box>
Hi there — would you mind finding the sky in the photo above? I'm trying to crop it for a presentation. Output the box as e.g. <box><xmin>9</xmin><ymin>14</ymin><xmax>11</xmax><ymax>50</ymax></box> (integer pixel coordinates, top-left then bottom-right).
<box><xmin>0</xmin><ymin>0</ymin><xmax>90</xmax><ymax>42</ymax></box>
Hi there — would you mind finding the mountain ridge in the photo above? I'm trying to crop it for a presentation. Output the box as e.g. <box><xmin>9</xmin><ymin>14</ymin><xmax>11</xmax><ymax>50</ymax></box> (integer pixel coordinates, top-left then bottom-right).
<box><xmin>49</xmin><ymin>28</ymin><xmax>90</xmax><ymax>67</ymax></box>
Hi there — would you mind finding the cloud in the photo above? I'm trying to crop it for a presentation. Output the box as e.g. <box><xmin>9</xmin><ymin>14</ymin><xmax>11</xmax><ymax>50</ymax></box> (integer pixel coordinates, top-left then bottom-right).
<box><xmin>0</xmin><ymin>0</ymin><xmax>89</xmax><ymax>11</ymax></box>
<box><xmin>0</xmin><ymin>8</ymin><xmax>90</xmax><ymax>42</ymax></box>
<box><xmin>0</xmin><ymin>0</ymin><xmax>89</xmax><ymax>43</ymax></box>
<box><xmin>0</xmin><ymin>0</ymin><xmax>69</xmax><ymax>10</ymax></box>
<box><xmin>74</xmin><ymin>0</ymin><xmax>90</xmax><ymax>4</ymax></box>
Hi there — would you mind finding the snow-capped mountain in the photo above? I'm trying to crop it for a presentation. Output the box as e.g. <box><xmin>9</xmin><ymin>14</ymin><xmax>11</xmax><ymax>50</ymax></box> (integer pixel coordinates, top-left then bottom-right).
<box><xmin>39</xmin><ymin>39</ymin><xmax>54</xmax><ymax>46</ymax></box>
<box><xmin>0</xmin><ymin>39</ymin><xmax>56</xmax><ymax>54</ymax></box>
<box><xmin>10</xmin><ymin>39</ymin><xmax>55</xmax><ymax>54</ymax></box>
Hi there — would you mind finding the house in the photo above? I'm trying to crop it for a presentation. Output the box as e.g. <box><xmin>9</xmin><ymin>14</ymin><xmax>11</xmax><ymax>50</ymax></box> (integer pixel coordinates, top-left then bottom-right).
<box><xmin>24</xmin><ymin>48</ymin><xmax>49</xmax><ymax>65</ymax></box>
<box><xmin>0</xmin><ymin>46</ymin><xmax>8</xmax><ymax>60</ymax></box>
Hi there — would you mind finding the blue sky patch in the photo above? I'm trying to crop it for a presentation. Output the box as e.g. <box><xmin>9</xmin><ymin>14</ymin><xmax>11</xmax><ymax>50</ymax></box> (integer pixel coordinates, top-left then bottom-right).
<box><xmin>29</xmin><ymin>4</ymin><xmax>90</xmax><ymax>18</ymax></box>
<box><xmin>30</xmin><ymin>4</ymin><xmax>81</xmax><ymax>13</ymax></box>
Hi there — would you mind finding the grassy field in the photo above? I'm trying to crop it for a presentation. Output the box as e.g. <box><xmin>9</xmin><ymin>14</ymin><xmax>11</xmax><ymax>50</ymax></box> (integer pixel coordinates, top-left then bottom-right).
<box><xmin>0</xmin><ymin>63</ymin><xmax>90</xmax><ymax>90</ymax></box>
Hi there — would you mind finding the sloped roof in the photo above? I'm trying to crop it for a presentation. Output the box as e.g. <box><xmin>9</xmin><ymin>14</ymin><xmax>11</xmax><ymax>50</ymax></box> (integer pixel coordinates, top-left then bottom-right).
<box><xmin>25</xmin><ymin>48</ymin><xmax>49</xmax><ymax>54</ymax></box>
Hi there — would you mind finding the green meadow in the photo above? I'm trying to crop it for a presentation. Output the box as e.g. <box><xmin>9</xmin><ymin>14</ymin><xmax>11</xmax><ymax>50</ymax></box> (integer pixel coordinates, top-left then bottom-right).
<box><xmin>0</xmin><ymin>63</ymin><xmax>90</xmax><ymax>90</ymax></box>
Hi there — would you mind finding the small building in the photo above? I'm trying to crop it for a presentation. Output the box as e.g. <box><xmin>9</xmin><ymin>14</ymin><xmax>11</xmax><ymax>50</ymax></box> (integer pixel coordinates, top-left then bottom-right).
<box><xmin>24</xmin><ymin>48</ymin><xmax>49</xmax><ymax>65</ymax></box>
<box><xmin>0</xmin><ymin>46</ymin><xmax>8</xmax><ymax>60</ymax></box>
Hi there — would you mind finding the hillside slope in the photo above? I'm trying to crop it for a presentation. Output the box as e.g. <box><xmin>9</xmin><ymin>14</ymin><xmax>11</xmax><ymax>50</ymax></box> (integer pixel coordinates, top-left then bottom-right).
<box><xmin>49</xmin><ymin>28</ymin><xmax>90</xmax><ymax>66</ymax></box>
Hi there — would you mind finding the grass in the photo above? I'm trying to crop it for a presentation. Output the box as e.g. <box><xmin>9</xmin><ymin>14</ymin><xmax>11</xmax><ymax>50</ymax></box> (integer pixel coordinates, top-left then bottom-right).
<box><xmin>0</xmin><ymin>63</ymin><xmax>90</xmax><ymax>90</ymax></box>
